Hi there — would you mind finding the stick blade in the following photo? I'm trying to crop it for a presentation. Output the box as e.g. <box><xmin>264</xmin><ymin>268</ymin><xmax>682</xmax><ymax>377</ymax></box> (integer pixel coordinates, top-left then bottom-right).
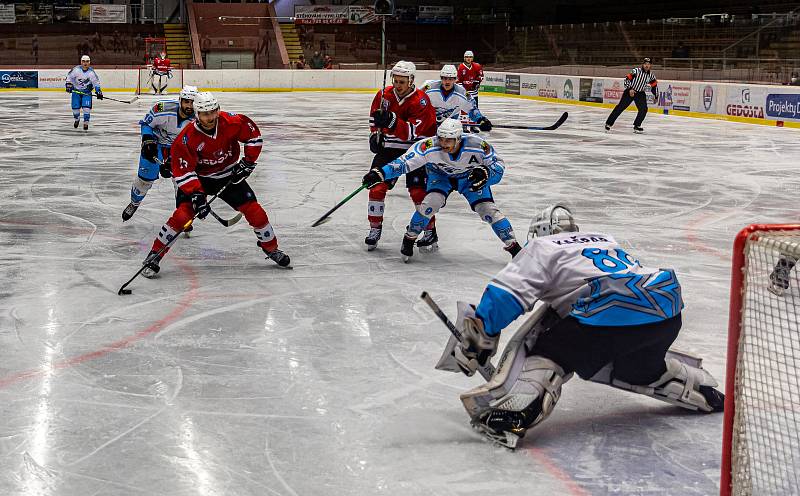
<box><xmin>311</xmin><ymin>216</ymin><xmax>331</xmax><ymax>227</ymax></box>
<box><xmin>543</xmin><ymin>111</ymin><xmax>568</xmax><ymax>130</ymax></box>
<box><xmin>225</xmin><ymin>212</ymin><xmax>243</xmax><ymax>227</ymax></box>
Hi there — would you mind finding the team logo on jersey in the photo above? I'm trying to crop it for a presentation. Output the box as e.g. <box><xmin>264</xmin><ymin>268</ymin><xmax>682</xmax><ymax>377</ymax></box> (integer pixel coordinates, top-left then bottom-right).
<box><xmin>153</xmin><ymin>102</ymin><xmax>165</xmax><ymax>113</ymax></box>
<box><xmin>480</xmin><ymin>141</ymin><xmax>491</xmax><ymax>154</ymax></box>
<box><xmin>420</xmin><ymin>139</ymin><xmax>433</xmax><ymax>151</ymax></box>
<box><xmin>182</xmin><ymin>135</ymin><xmax>188</xmax><ymax>145</ymax></box>
<box><xmin>420</xmin><ymin>98</ymin><xmax>427</xmax><ymax>106</ymax></box>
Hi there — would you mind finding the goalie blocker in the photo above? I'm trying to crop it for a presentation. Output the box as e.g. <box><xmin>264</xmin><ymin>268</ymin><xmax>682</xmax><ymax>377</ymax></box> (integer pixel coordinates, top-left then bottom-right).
<box><xmin>437</xmin><ymin>204</ymin><xmax>724</xmax><ymax>449</ymax></box>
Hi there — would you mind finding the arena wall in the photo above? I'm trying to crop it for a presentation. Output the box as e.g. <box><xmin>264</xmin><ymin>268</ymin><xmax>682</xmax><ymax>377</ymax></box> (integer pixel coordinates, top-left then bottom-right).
<box><xmin>4</xmin><ymin>68</ymin><xmax>800</xmax><ymax>128</ymax></box>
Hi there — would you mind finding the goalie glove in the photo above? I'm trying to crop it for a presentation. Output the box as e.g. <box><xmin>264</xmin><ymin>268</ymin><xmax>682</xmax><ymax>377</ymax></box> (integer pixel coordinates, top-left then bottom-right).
<box><xmin>468</xmin><ymin>164</ymin><xmax>490</xmax><ymax>192</ymax></box>
<box><xmin>231</xmin><ymin>158</ymin><xmax>256</xmax><ymax>184</ymax></box>
<box><xmin>436</xmin><ymin>302</ymin><xmax>499</xmax><ymax>377</ymax></box>
<box><xmin>362</xmin><ymin>167</ymin><xmax>385</xmax><ymax>189</ymax></box>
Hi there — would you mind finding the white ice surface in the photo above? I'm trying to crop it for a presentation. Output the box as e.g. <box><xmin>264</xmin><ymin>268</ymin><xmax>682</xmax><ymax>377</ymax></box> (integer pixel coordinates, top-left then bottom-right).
<box><xmin>1</xmin><ymin>91</ymin><xmax>797</xmax><ymax>495</ymax></box>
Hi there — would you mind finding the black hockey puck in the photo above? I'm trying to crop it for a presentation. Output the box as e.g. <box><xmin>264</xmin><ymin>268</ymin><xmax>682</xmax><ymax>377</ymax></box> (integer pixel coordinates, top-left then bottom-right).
<box><xmin>120</xmin><ymin>289</ymin><xmax>133</xmax><ymax>295</ymax></box>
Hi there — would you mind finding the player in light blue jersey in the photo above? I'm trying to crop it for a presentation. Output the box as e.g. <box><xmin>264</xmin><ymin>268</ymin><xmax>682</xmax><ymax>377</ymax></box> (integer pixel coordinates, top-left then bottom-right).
<box><xmin>422</xmin><ymin>65</ymin><xmax>492</xmax><ymax>134</ymax></box>
<box><xmin>362</xmin><ymin>119</ymin><xmax>520</xmax><ymax>262</ymax></box>
<box><xmin>122</xmin><ymin>85</ymin><xmax>198</xmax><ymax>221</ymax></box>
<box><xmin>435</xmin><ymin>205</ymin><xmax>724</xmax><ymax>448</ymax></box>
<box><xmin>65</xmin><ymin>55</ymin><xmax>103</xmax><ymax>130</ymax></box>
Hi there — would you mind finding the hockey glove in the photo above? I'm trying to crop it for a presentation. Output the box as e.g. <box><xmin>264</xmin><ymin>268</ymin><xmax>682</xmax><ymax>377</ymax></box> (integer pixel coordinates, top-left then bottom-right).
<box><xmin>468</xmin><ymin>165</ymin><xmax>490</xmax><ymax>192</ymax></box>
<box><xmin>85</xmin><ymin>83</ymin><xmax>93</xmax><ymax>93</ymax></box>
<box><xmin>65</xmin><ymin>82</ymin><xmax>74</xmax><ymax>93</ymax></box>
<box><xmin>159</xmin><ymin>155</ymin><xmax>172</xmax><ymax>178</ymax></box>
<box><xmin>478</xmin><ymin>117</ymin><xmax>493</xmax><ymax>132</ymax></box>
<box><xmin>369</xmin><ymin>133</ymin><xmax>384</xmax><ymax>153</ymax></box>
<box><xmin>454</xmin><ymin>312</ymin><xmax>499</xmax><ymax>377</ymax></box>
<box><xmin>362</xmin><ymin>168</ymin><xmax>385</xmax><ymax>189</ymax></box>
<box><xmin>371</xmin><ymin>109</ymin><xmax>397</xmax><ymax>129</ymax></box>
<box><xmin>141</xmin><ymin>135</ymin><xmax>158</xmax><ymax>163</ymax></box>
<box><xmin>95</xmin><ymin>90</ymin><xmax>104</xmax><ymax>100</ymax></box>
<box><xmin>190</xmin><ymin>193</ymin><xmax>210</xmax><ymax>219</ymax></box>
<box><xmin>231</xmin><ymin>158</ymin><xmax>256</xmax><ymax>184</ymax></box>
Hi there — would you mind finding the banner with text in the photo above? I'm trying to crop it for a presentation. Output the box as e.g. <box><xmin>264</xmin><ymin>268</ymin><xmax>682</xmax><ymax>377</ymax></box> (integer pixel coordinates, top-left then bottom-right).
<box><xmin>0</xmin><ymin>71</ymin><xmax>39</xmax><ymax>88</ymax></box>
<box><xmin>0</xmin><ymin>4</ymin><xmax>14</xmax><ymax>23</ymax></box>
<box><xmin>294</xmin><ymin>5</ymin><xmax>349</xmax><ymax>24</ymax></box>
<box><xmin>90</xmin><ymin>4</ymin><xmax>126</xmax><ymax>23</ymax></box>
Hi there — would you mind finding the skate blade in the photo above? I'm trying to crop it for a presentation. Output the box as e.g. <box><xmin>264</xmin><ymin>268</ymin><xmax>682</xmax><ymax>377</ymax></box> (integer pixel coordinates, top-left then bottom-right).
<box><xmin>418</xmin><ymin>243</ymin><xmax>439</xmax><ymax>254</ymax></box>
<box><xmin>402</xmin><ymin>255</ymin><xmax>411</xmax><ymax>263</ymax></box>
<box><xmin>768</xmin><ymin>284</ymin><xmax>786</xmax><ymax>296</ymax></box>
<box><xmin>471</xmin><ymin>422</ymin><xmax>519</xmax><ymax>450</ymax></box>
<box><xmin>366</xmin><ymin>244</ymin><xmax>378</xmax><ymax>252</ymax></box>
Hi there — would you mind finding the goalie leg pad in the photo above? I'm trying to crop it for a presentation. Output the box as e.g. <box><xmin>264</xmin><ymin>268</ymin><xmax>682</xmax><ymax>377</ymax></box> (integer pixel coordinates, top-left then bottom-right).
<box><xmin>591</xmin><ymin>353</ymin><xmax>723</xmax><ymax>412</ymax></box>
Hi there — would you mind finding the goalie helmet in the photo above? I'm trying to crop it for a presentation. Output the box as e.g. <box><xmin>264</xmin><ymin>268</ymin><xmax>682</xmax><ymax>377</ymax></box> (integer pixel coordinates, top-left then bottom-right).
<box><xmin>440</xmin><ymin>64</ymin><xmax>458</xmax><ymax>78</ymax></box>
<box><xmin>391</xmin><ymin>60</ymin><xmax>416</xmax><ymax>80</ymax></box>
<box><xmin>437</xmin><ymin>118</ymin><xmax>463</xmax><ymax>141</ymax></box>
<box><xmin>528</xmin><ymin>204</ymin><xmax>579</xmax><ymax>239</ymax></box>
<box><xmin>179</xmin><ymin>85</ymin><xmax>199</xmax><ymax>101</ymax></box>
<box><xmin>194</xmin><ymin>92</ymin><xmax>219</xmax><ymax>112</ymax></box>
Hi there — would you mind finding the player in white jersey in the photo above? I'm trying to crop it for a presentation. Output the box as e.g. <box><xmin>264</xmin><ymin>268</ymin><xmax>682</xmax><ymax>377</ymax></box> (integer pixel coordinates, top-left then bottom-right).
<box><xmin>422</xmin><ymin>65</ymin><xmax>492</xmax><ymax>134</ymax></box>
<box><xmin>362</xmin><ymin>119</ymin><xmax>520</xmax><ymax>261</ymax></box>
<box><xmin>122</xmin><ymin>85</ymin><xmax>198</xmax><ymax>221</ymax></box>
<box><xmin>435</xmin><ymin>205</ymin><xmax>724</xmax><ymax>448</ymax></box>
<box><xmin>65</xmin><ymin>55</ymin><xmax>103</xmax><ymax>131</ymax></box>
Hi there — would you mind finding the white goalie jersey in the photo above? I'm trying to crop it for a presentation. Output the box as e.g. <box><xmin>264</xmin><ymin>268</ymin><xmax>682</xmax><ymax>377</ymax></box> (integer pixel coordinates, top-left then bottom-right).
<box><xmin>476</xmin><ymin>232</ymin><xmax>684</xmax><ymax>334</ymax></box>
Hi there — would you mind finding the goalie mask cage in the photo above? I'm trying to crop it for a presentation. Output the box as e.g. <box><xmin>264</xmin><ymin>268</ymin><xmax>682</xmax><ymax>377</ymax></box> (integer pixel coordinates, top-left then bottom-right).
<box><xmin>135</xmin><ymin>64</ymin><xmax>184</xmax><ymax>95</ymax></box>
<box><xmin>721</xmin><ymin>224</ymin><xmax>800</xmax><ymax>496</ymax></box>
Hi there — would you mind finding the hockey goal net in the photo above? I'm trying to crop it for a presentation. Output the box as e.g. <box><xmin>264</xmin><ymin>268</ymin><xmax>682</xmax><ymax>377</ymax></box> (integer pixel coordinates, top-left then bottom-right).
<box><xmin>135</xmin><ymin>64</ymin><xmax>184</xmax><ymax>96</ymax></box>
<box><xmin>721</xmin><ymin>224</ymin><xmax>800</xmax><ymax>496</ymax></box>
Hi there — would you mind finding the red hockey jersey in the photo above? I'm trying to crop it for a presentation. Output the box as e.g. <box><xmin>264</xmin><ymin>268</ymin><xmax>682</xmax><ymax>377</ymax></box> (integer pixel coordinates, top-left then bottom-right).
<box><xmin>153</xmin><ymin>57</ymin><xmax>172</xmax><ymax>75</ymax></box>
<box><xmin>370</xmin><ymin>86</ymin><xmax>436</xmax><ymax>150</ymax></box>
<box><xmin>171</xmin><ymin>112</ymin><xmax>263</xmax><ymax>194</ymax></box>
<box><xmin>457</xmin><ymin>62</ymin><xmax>484</xmax><ymax>92</ymax></box>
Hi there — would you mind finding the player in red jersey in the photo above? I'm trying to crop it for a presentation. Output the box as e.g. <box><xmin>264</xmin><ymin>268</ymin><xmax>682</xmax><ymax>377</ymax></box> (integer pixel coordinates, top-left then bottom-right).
<box><xmin>151</xmin><ymin>52</ymin><xmax>172</xmax><ymax>95</ymax></box>
<box><xmin>458</xmin><ymin>50</ymin><xmax>484</xmax><ymax>107</ymax></box>
<box><xmin>365</xmin><ymin>60</ymin><xmax>437</xmax><ymax>251</ymax></box>
<box><xmin>140</xmin><ymin>92</ymin><xmax>290</xmax><ymax>277</ymax></box>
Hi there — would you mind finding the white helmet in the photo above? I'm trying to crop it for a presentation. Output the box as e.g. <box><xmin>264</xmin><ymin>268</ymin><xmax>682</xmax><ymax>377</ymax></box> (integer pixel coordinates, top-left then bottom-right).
<box><xmin>440</xmin><ymin>64</ymin><xmax>458</xmax><ymax>78</ymax></box>
<box><xmin>193</xmin><ymin>92</ymin><xmax>219</xmax><ymax>112</ymax></box>
<box><xmin>80</xmin><ymin>55</ymin><xmax>90</xmax><ymax>62</ymax></box>
<box><xmin>179</xmin><ymin>85</ymin><xmax>199</xmax><ymax>101</ymax></box>
<box><xmin>391</xmin><ymin>60</ymin><xmax>416</xmax><ymax>80</ymax></box>
<box><xmin>436</xmin><ymin>118</ymin><xmax>462</xmax><ymax>141</ymax></box>
<box><xmin>528</xmin><ymin>205</ymin><xmax>579</xmax><ymax>239</ymax></box>
<box><xmin>464</xmin><ymin>50</ymin><xmax>474</xmax><ymax>58</ymax></box>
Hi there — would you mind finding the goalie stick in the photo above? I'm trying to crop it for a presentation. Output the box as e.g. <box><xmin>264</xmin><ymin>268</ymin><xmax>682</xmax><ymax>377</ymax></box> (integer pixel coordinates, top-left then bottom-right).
<box><xmin>420</xmin><ymin>291</ymin><xmax>496</xmax><ymax>380</ymax></box>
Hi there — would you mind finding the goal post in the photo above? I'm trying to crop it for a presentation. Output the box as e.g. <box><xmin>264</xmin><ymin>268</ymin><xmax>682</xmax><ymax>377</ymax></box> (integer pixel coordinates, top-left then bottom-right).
<box><xmin>721</xmin><ymin>224</ymin><xmax>800</xmax><ymax>496</ymax></box>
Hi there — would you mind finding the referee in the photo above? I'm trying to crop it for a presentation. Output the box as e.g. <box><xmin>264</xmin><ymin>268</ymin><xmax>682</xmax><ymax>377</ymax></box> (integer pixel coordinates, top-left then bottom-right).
<box><xmin>605</xmin><ymin>57</ymin><xmax>658</xmax><ymax>133</ymax></box>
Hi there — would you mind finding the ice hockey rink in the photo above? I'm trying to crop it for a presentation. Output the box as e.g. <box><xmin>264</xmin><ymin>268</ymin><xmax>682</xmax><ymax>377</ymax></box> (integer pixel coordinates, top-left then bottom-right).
<box><xmin>1</xmin><ymin>90</ymin><xmax>796</xmax><ymax>495</ymax></box>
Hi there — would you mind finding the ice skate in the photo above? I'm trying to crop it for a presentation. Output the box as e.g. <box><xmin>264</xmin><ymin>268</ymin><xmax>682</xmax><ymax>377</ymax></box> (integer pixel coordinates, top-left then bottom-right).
<box><xmin>73</xmin><ymin>119</ymin><xmax>80</xmax><ymax>129</ymax></box>
<box><xmin>769</xmin><ymin>263</ymin><xmax>792</xmax><ymax>296</ymax></box>
<box><xmin>83</xmin><ymin>122</ymin><xmax>89</xmax><ymax>131</ymax></box>
<box><xmin>263</xmin><ymin>247</ymin><xmax>292</xmax><ymax>268</ymax></box>
<box><xmin>471</xmin><ymin>409</ymin><xmax>526</xmax><ymax>450</ymax></box>
<box><xmin>141</xmin><ymin>251</ymin><xmax>162</xmax><ymax>279</ymax></box>
<box><xmin>416</xmin><ymin>227</ymin><xmax>439</xmax><ymax>253</ymax></box>
<box><xmin>633</xmin><ymin>126</ymin><xmax>644</xmax><ymax>134</ymax></box>
<box><xmin>122</xmin><ymin>202</ymin><xmax>139</xmax><ymax>222</ymax></box>
<box><xmin>401</xmin><ymin>234</ymin><xmax>416</xmax><ymax>263</ymax></box>
<box><xmin>365</xmin><ymin>226</ymin><xmax>382</xmax><ymax>251</ymax></box>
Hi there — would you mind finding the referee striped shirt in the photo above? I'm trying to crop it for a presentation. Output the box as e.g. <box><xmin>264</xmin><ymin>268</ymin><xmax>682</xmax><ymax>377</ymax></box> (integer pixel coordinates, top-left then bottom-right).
<box><xmin>624</xmin><ymin>67</ymin><xmax>658</xmax><ymax>95</ymax></box>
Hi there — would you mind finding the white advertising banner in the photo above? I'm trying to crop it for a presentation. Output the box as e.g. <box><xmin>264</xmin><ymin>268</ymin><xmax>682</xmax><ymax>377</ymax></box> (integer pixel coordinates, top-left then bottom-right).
<box><xmin>294</xmin><ymin>5</ymin><xmax>349</xmax><ymax>24</ymax></box>
<box><xmin>90</xmin><ymin>4</ymin><xmax>126</xmax><ymax>23</ymax></box>
<box><xmin>520</xmin><ymin>74</ymin><xmax>539</xmax><ymax>97</ymax></box>
<box><xmin>0</xmin><ymin>4</ymin><xmax>15</xmax><ymax>23</ymax></box>
<box><xmin>725</xmin><ymin>85</ymin><xmax>767</xmax><ymax>119</ymax></box>
<box><xmin>538</xmin><ymin>75</ymin><xmax>560</xmax><ymax>98</ymax></box>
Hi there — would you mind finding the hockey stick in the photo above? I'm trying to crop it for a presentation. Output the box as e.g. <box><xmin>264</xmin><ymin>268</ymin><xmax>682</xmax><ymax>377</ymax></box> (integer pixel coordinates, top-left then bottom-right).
<box><xmin>73</xmin><ymin>89</ymin><xmax>138</xmax><ymax>105</ymax></box>
<box><xmin>118</xmin><ymin>179</ymin><xmax>234</xmax><ymax>295</ymax></box>
<box><xmin>311</xmin><ymin>184</ymin><xmax>366</xmax><ymax>227</ymax></box>
<box><xmin>464</xmin><ymin>111</ymin><xmax>569</xmax><ymax>131</ymax></box>
<box><xmin>420</xmin><ymin>291</ymin><xmax>496</xmax><ymax>381</ymax></box>
<box><xmin>157</xmin><ymin>158</ymin><xmax>243</xmax><ymax>227</ymax></box>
